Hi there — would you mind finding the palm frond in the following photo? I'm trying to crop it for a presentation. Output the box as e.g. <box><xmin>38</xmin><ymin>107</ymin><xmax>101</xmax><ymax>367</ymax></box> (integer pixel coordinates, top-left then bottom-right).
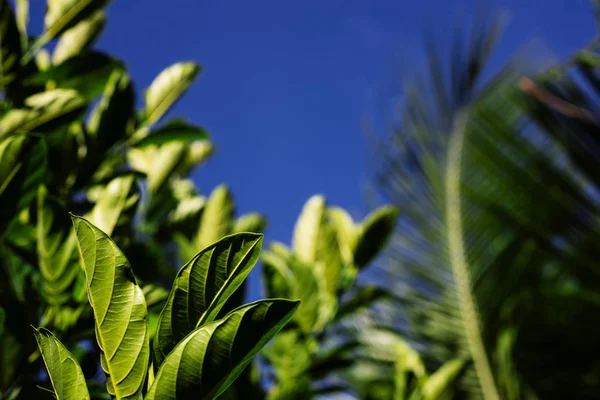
<box><xmin>369</xmin><ymin>9</ymin><xmax>600</xmax><ymax>400</ymax></box>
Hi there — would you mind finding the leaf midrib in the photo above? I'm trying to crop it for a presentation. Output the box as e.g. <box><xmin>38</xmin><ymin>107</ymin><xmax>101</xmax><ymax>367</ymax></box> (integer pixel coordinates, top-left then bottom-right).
<box><xmin>195</xmin><ymin>238</ymin><xmax>260</xmax><ymax>328</ymax></box>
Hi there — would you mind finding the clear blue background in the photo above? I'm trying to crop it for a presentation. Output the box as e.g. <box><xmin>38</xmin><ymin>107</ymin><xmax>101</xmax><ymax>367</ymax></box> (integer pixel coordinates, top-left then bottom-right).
<box><xmin>30</xmin><ymin>0</ymin><xmax>596</xmax><ymax>299</ymax></box>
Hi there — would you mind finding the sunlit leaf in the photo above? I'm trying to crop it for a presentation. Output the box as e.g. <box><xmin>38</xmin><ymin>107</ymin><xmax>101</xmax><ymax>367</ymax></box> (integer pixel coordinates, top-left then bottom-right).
<box><xmin>15</xmin><ymin>0</ymin><xmax>28</xmax><ymax>38</ymax></box>
<box><xmin>195</xmin><ymin>184</ymin><xmax>235</xmax><ymax>248</ymax></box>
<box><xmin>292</xmin><ymin>195</ymin><xmax>325</xmax><ymax>264</ymax></box>
<box><xmin>43</xmin><ymin>0</ymin><xmax>112</xmax><ymax>44</ymax></box>
<box><xmin>327</xmin><ymin>207</ymin><xmax>357</xmax><ymax>265</ymax></box>
<box><xmin>147</xmin><ymin>299</ymin><xmax>299</xmax><ymax>400</ymax></box>
<box><xmin>154</xmin><ymin>233</ymin><xmax>263</xmax><ymax>365</ymax></box>
<box><xmin>33</xmin><ymin>327</ymin><xmax>90</xmax><ymax>400</ymax></box>
<box><xmin>127</xmin><ymin>142</ymin><xmax>186</xmax><ymax>193</ymax></box>
<box><xmin>53</xmin><ymin>11</ymin><xmax>105</xmax><ymax>64</ymax></box>
<box><xmin>71</xmin><ymin>215</ymin><xmax>149</xmax><ymax>399</ymax></box>
<box><xmin>0</xmin><ymin>89</ymin><xmax>85</xmax><ymax>137</ymax></box>
<box><xmin>86</xmin><ymin>175</ymin><xmax>135</xmax><ymax>236</ymax></box>
<box><xmin>421</xmin><ymin>359</ymin><xmax>465</xmax><ymax>400</ymax></box>
<box><xmin>233</xmin><ymin>212</ymin><xmax>267</xmax><ymax>234</ymax></box>
<box><xmin>144</xmin><ymin>62</ymin><xmax>200</xmax><ymax>125</ymax></box>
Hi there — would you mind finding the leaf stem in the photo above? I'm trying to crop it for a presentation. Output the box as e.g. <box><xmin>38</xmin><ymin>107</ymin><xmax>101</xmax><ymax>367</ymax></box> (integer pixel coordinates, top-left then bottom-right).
<box><xmin>445</xmin><ymin>111</ymin><xmax>500</xmax><ymax>400</ymax></box>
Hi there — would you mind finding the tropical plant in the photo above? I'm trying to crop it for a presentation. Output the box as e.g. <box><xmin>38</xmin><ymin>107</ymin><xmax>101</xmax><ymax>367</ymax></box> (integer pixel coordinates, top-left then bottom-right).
<box><xmin>259</xmin><ymin>195</ymin><xmax>399</xmax><ymax>399</ymax></box>
<box><xmin>0</xmin><ymin>0</ymin><xmax>275</xmax><ymax>398</ymax></box>
<box><xmin>34</xmin><ymin>217</ymin><xmax>298</xmax><ymax>400</ymax></box>
<box><xmin>369</xmin><ymin>8</ymin><xmax>600</xmax><ymax>400</ymax></box>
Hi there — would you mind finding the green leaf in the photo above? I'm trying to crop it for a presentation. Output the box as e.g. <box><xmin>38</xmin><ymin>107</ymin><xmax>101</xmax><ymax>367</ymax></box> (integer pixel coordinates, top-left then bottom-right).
<box><xmin>353</xmin><ymin>205</ymin><xmax>398</xmax><ymax>268</ymax></box>
<box><xmin>71</xmin><ymin>215</ymin><xmax>149</xmax><ymax>400</ymax></box>
<box><xmin>37</xmin><ymin>186</ymin><xmax>80</xmax><ymax>305</ymax></box>
<box><xmin>43</xmin><ymin>0</ymin><xmax>112</xmax><ymax>44</ymax></box>
<box><xmin>317</xmin><ymin>217</ymin><xmax>343</xmax><ymax>294</ymax></box>
<box><xmin>195</xmin><ymin>184</ymin><xmax>235</xmax><ymax>248</ymax></box>
<box><xmin>0</xmin><ymin>89</ymin><xmax>86</xmax><ymax>137</ymax></box>
<box><xmin>133</xmin><ymin>118</ymin><xmax>209</xmax><ymax>147</ymax></box>
<box><xmin>0</xmin><ymin>135</ymin><xmax>46</xmax><ymax>237</ymax></box>
<box><xmin>27</xmin><ymin>52</ymin><xmax>122</xmax><ymax>100</ymax></box>
<box><xmin>174</xmin><ymin>140</ymin><xmax>214</xmax><ymax>177</ymax></box>
<box><xmin>420</xmin><ymin>359</ymin><xmax>465</xmax><ymax>400</ymax></box>
<box><xmin>147</xmin><ymin>299</ymin><xmax>299</xmax><ymax>400</ymax></box>
<box><xmin>0</xmin><ymin>0</ymin><xmax>23</xmax><ymax>87</ymax></box>
<box><xmin>127</xmin><ymin>142</ymin><xmax>186</xmax><ymax>193</ymax></box>
<box><xmin>292</xmin><ymin>195</ymin><xmax>325</xmax><ymax>264</ymax></box>
<box><xmin>327</xmin><ymin>207</ymin><xmax>357</xmax><ymax>265</ymax></box>
<box><xmin>53</xmin><ymin>11</ymin><xmax>105</xmax><ymax>64</ymax></box>
<box><xmin>86</xmin><ymin>70</ymin><xmax>134</xmax><ymax>141</ymax></box>
<box><xmin>15</xmin><ymin>0</ymin><xmax>28</xmax><ymax>38</ymax></box>
<box><xmin>262</xmin><ymin>250</ymin><xmax>335</xmax><ymax>333</ymax></box>
<box><xmin>154</xmin><ymin>233</ymin><xmax>263</xmax><ymax>366</ymax></box>
<box><xmin>233</xmin><ymin>212</ymin><xmax>267</xmax><ymax>234</ymax></box>
<box><xmin>86</xmin><ymin>175</ymin><xmax>135</xmax><ymax>236</ymax></box>
<box><xmin>33</xmin><ymin>327</ymin><xmax>90</xmax><ymax>400</ymax></box>
<box><xmin>144</xmin><ymin>62</ymin><xmax>200</xmax><ymax>125</ymax></box>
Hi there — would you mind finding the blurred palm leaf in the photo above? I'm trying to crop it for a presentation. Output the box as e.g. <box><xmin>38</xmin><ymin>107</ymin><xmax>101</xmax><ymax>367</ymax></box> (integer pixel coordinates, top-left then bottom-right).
<box><xmin>370</xmin><ymin>10</ymin><xmax>600</xmax><ymax>400</ymax></box>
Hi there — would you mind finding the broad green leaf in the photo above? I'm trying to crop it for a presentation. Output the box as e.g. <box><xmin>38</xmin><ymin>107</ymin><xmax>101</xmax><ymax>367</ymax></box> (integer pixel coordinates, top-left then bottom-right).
<box><xmin>420</xmin><ymin>359</ymin><xmax>465</xmax><ymax>400</ymax></box>
<box><xmin>233</xmin><ymin>212</ymin><xmax>267</xmax><ymax>234</ymax></box>
<box><xmin>327</xmin><ymin>207</ymin><xmax>357</xmax><ymax>264</ymax></box>
<box><xmin>0</xmin><ymin>136</ymin><xmax>46</xmax><ymax>237</ymax></box>
<box><xmin>154</xmin><ymin>233</ymin><xmax>263</xmax><ymax>365</ymax></box>
<box><xmin>33</xmin><ymin>327</ymin><xmax>90</xmax><ymax>400</ymax></box>
<box><xmin>263</xmin><ymin>251</ymin><xmax>334</xmax><ymax>333</ymax></box>
<box><xmin>292</xmin><ymin>195</ymin><xmax>325</xmax><ymax>264</ymax></box>
<box><xmin>127</xmin><ymin>142</ymin><xmax>186</xmax><ymax>192</ymax></box>
<box><xmin>86</xmin><ymin>175</ymin><xmax>135</xmax><ymax>236</ymax></box>
<box><xmin>0</xmin><ymin>307</ymin><xmax>4</xmax><ymax>336</ymax></box>
<box><xmin>144</xmin><ymin>62</ymin><xmax>200</xmax><ymax>125</ymax></box>
<box><xmin>0</xmin><ymin>0</ymin><xmax>23</xmax><ymax>87</ymax></box>
<box><xmin>71</xmin><ymin>215</ymin><xmax>149</xmax><ymax>400</ymax></box>
<box><xmin>37</xmin><ymin>186</ymin><xmax>80</xmax><ymax>305</ymax></box>
<box><xmin>0</xmin><ymin>89</ymin><xmax>85</xmax><ymax>137</ymax></box>
<box><xmin>147</xmin><ymin>299</ymin><xmax>299</xmax><ymax>400</ymax></box>
<box><xmin>53</xmin><ymin>11</ymin><xmax>105</xmax><ymax>64</ymax></box>
<box><xmin>353</xmin><ymin>205</ymin><xmax>398</xmax><ymax>268</ymax></box>
<box><xmin>133</xmin><ymin>118</ymin><xmax>209</xmax><ymax>147</ymax></box>
<box><xmin>43</xmin><ymin>0</ymin><xmax>112</xmax><ymax>44</ymax></box>
<box><xmin>195</xmin><ymin>184</ymin><xmax>235</xmax><ymax>248</ymax></box>
<box><xmin>27</xmin><ymin>52</ymin><xmax>123</xmax><ymax>100</ymax></box>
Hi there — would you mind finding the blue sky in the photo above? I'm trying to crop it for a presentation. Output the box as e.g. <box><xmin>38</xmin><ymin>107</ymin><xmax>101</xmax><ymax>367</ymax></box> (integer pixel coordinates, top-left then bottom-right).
<box><xmin>30</xmin><ymin>1</ymin><xmax>597</xmax><ymax>298</ymax></box>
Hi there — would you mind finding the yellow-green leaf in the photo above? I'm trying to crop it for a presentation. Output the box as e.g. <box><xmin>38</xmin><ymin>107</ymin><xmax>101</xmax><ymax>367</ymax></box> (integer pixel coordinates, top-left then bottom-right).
<box><xmin>292</xmin><ymin>195</ymin><xmax>325</xmax><ymax>264</ymax></box>
<box><xmin>144</xmin><ymin>62</ymin><xmax>200</xmax><ymax>125</ymax></box>
<box><xmin>33</xmin><ymin>327</ymin><xmax>90</xmax><ymax>400</ymax></box>
<box><xmin>195</xmin><ymin>184</ymin><xmax>235</xmax><ymax>248</ymax></box>
<box><xmin>147</xmin><ymin>299</ymin><xmax>299</xmax><ymax>400</ymax></box>
<box><xmin>154</xmin><ymin>233</ymin><xmax>263</xmax><ymax>366</ymax></box>
<box><xmin>53</xmin><ymin>11</ymin><xmax>105</xmax><ymax>64</ymax></box>
<box><xmin>71</xmin><ymin>215</ymin><xmax>149</xmax><ymax>400</ymax></box>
